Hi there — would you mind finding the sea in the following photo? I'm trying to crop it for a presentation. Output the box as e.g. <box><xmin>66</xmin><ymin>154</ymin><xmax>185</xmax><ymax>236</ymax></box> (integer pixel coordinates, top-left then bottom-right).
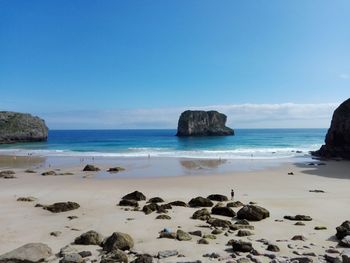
<box><xmin>0</xmin><ymin>129</ymin><xmax>326</xmax><ymax>160</ymax></box>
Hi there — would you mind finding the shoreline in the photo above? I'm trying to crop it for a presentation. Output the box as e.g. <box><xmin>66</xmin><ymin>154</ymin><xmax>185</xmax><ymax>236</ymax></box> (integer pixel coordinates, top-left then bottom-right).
<box><xmin>0</xmin><ymin>156</ymin><xmax>349</xmax><ymax>261</ymax></box>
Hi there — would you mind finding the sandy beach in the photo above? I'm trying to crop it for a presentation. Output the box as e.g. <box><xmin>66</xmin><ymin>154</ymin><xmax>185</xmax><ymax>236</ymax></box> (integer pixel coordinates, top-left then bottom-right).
<box><xmin>0</xmin><ymin>156</ymin><xmax>349</xmax><ymax>262</ymax></box>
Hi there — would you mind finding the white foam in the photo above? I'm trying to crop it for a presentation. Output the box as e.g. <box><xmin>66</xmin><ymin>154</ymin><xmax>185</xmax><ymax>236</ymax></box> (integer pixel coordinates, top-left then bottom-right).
<box><xmin>0</xmin><ymin>144</ymin><xmax>321</xmax><ymax>160</ymax></box>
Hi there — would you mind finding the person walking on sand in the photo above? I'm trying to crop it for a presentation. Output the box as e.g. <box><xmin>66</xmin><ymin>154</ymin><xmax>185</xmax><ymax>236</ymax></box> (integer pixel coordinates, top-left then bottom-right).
<box><xmin>231</xmin><ymin>189</ymin><xmax>234</xmax><ymax>200</ymax></box>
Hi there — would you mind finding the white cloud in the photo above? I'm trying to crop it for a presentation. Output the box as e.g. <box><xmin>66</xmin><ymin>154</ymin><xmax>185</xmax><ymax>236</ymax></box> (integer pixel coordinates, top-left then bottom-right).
<box><xmin>40</xmin><ymin>102</ymin><xmax>339</xmax><ymax>129</ymax></box>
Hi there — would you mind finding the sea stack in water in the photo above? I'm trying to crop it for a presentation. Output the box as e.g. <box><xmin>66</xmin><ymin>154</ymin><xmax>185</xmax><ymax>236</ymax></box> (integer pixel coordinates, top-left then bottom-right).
<box><xmin>176</xmin><ymin>110</ymin><xmax>234</xmax><ymax>136</ymax></box>
<box><xmin>0</xmin><ymin>111</ymin><xmax>48</xmax><ymax>144</ymax></box>
<box><xmin>313</xmin><ymin>98</ymin><xmax>350</xmax><ymax>159</ymax></box>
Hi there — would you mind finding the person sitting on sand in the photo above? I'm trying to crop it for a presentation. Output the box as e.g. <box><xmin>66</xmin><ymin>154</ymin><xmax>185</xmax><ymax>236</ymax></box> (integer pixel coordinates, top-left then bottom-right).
<box><xmin>231</xmin><ymin>189</ymin><xmax>234</xmax><ymax>200</ymax></box>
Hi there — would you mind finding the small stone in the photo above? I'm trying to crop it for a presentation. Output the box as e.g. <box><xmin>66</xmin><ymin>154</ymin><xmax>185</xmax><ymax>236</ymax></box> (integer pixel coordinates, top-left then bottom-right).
<box><xmin>156</xmin><ymin>214</ymin><xmax>171</xmax><ymax>220</ymax></box>
<box><xmin>284</xmin><ymin>215</ymin><xmax>312</xmax><ymax>221</ymax></box>
<box><xmin>314</xmin><ymin>226</ymin><xmax>327</xmax><ymax>230</ymax></box>
<box><xmin>50</xmin><ymin>231</ymin><xmax>62</xmax><ymax>237</ymax></box>
<box><xmin>41</xmin><ymin>170</ymin><xmax>57</xmax><ymax>176</ymax></box>
<box><xmin>107</xmin><ymin>167</ymin><xmax>125</xmax><ymax>172</ymax></box>
<box><xmin>158</xmin><ymin>250</ymin><xmax>178</xmax><ymax>259</ymax></box>
<box><xmin>203</xmin><ymin>234</ymin><xmax>216</xmax><ymax>240</ymax></box>
<box><xmin>17</xmin><ymin>196</ymin><xmax>37</xmax><ymax>202</ymax></box>
<box><xmin>68</xmin><ymin>216</ymin><xmax>78</xmax><ymax>220</ymax></box>
<box><xmin>291</xmin><ymin>235</ymin><xmax>307</xmax><ymax>241</ymax></box>
<box><xmin>295</xmin><ymin>221</ymin><xmax>306</xmax><ymax>226</ymax></box>
<box><xmin>197</xmin><ymin>238</ymin><xmax>209</xmax><ymax>244</ymax></box>
<box><xmin>211</xmin><ymin>229</ymin><xmax>223</xmax><ymax>235</ymax></box>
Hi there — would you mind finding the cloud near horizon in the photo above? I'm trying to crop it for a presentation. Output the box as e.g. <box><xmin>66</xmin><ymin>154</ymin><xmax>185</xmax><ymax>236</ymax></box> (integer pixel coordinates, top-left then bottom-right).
<box><xmin>41</xmin><ymin>102</ymin><xmax>339</xmax><ymax>129</ymax></box>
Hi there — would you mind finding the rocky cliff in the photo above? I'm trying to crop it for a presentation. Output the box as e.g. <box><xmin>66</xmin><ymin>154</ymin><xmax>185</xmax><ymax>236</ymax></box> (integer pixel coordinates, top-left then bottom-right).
<box><xmin>0</xmin><ymin>111</ymin><xmax>48</xmax><ymax>144</ymax></box>
<box><xmin>312</xmin><ymin>98</ymin><xmax>350</xmax><ymax>159</ymax></box>
<box><xmin>176</xmin><ymin>110</ymin><xmax>234</xmax><ymax>136</ymax></box>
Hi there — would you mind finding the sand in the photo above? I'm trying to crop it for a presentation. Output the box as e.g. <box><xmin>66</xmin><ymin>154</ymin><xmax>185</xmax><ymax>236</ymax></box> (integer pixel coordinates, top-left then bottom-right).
<box><xmin>0</xmin><ymin>156</ymin><xmax>349</xmax><ymax>262</ymax></box>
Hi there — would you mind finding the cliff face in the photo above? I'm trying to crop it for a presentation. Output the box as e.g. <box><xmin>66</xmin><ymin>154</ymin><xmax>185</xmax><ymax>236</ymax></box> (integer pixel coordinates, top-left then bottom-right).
<box><xmin>0</xmin><ymin>112</ymin><xmax>48</xmax><ymax>144</ymax></box>
<box><xmin>176</xmin><ymin>110</ymin><xmax>234</xmax><ymax>137</ymax></box>
<box><xmin>313</xmin><ymin>98</ymin><xmax>350</xmax><ymax>159</ymax></box>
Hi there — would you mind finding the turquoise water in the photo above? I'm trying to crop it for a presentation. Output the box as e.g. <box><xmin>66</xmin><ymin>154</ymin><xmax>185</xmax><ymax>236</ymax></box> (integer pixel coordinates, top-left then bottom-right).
<box><xmin>0</xmin><ymin>129</ymin><xmax>326</xmax><ymax>159</ymax></box>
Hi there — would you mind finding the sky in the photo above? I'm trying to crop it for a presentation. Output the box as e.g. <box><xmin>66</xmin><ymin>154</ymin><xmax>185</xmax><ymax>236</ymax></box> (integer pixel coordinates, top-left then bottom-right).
<box><xmin>0</xmin><ymin>0</ymin><xmax>349</xmax><ymax>129</ymax></box>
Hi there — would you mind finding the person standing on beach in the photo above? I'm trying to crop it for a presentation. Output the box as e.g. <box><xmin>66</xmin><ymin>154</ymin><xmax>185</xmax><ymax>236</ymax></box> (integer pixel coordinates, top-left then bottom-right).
<box><xmin>231</xmin><ymin>189</ymin><xmax>234</xmax><ymax>200</ymax></box>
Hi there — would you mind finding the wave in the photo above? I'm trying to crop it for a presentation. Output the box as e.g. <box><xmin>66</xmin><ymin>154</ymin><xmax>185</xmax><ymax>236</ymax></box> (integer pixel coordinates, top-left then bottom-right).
<box><xmin>0</xmin><ymin>145</ymin><xmax>320</xmax><ymax>160</ymax></box>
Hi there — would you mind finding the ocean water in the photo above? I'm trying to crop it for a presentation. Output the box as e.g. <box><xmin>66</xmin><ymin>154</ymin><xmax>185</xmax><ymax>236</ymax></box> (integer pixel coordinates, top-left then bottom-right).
<box><xmin>0</xmin><ymin>129</ymin><xmax>326</xmax><ymax>160</ymax></box>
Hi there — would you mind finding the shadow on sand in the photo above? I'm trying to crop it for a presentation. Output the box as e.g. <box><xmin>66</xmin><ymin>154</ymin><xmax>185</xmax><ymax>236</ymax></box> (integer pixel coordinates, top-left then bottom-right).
<box><xmin>293</xmin><ymin>159</ymin><xmax>350</xmax><ymax>180</ymax></box>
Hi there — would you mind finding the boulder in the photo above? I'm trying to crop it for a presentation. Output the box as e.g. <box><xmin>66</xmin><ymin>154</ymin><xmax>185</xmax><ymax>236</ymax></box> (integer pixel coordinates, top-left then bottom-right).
<box><xmin>59</xmin><ymin>245</ymin><xmax>78</xmax><ymax>257</ymax></box>
<box><xmin>207</xmin><ymin>217</ymin><xmax>232</xmax><ymax>228</ymax></box>
<box><xmin>267</xmin><ymin>244</ymin><xmax>280</xmax><ymax>252</ymax></box>
<box><xmin>207</xmin><ymin>194</ymin><xmax>228</xmax><ymax>202</ymax></box>
<box><xmin>192</xmin><ymin>208</ymin><xmax>211</xmax><ymax>221</ymax></box>
<box><xmin>147</xmin><ymin>197</ymin><xmax>164</xmax><ymax>203</ymax></box>
<box><xmin>0</xmin><ymin>112</ymin><xmax>48</xmax><ymax>144</ymax></box>
<box><xmin>313</xmin><ymin>98</ymin><xmax>350</xmax><ymax>159</ymax></box>
<box><xmin>100</xmin><ymin>250</ymin><xmax>128</xmax><ymax>263</ymax></box>
<box><xmin>103</xmin><ymin>232</ymin><xmax>134</xmax><ymax>252</ymax></box>
<box><xmin>176</xmin><ymin>110</ymin><xmax>234</xmax><ymax>136</ymax></box>
<box><xmin>74</xmin><ymin>230</ymin><xmax>103</xmax><ymax>246</ymax></box>
<box><xmin>237</xmin><ymin>205</ymin><xmax>270</xmax><ymax>221</ymax></box>
<box><xmin>336</xmin><ymin>221</ymin><xmax>350</xmax><ymax>240</ymax></box>
<box><xmin>188</xmin><ymin>196</ymin><xmax>214</xmax><ymax>207</ymax></box>
<box><xmin>168</xmin><ymin>201</ymin><xmax>187</xmax><ymax>207</ymax></box>
<box><xmin>43</xmin><ymin>202</ymin><xmax>80</xmax><ymax>213</ymax></box>
<box><xmin>83</xmin><ymin>165</ymin><xmax>100</xmax><ymax>172</ymax></box>
<box><xmin>176</xmin><ymin>230</ymin><xmax>192</xmax><ymax>241</ymax></box>
<box><xmin>230</xmin><ymin>240</ymin><xmax>253</xmax><ymax>252</ymax></box>
<box><xmin>284</xmin><ymin>215</ymin><xmax>312</xmax><ymax>221</ymax></box>
<box><xmin>340</xmin><ymin>236</ymin><xmax>350</xmax><ymax>247</ymax></box>
<box><xmin>342</xmin><ymin>249</ymin><xmax>350</xmax><ymax>263</ymax></box>
<box><xmin>122</xmin><ymin>191</ymin><xmax>146</xmax><ymax>201</ymax></box>
<box><xmin>142</xmin><ymin>203</ymin><xmax>158</xmax><ymax>215</ymax></box>
<box><xmin>119</xmin><ymin>199</ymin><xmax>139</xmax><ymax>207</ymax></box>
<box><xmin>0</xmin><ymin>243</ymin><xmax>52</xmax><ymax>263</ymax></box>
<box><xmin>107</xmin><ymin>167</ymin><xmax>125</xmax><ymax>172</ymax></box>
<box><xmin>211</xmin><ymin>206</ymin><xmax>236</xmax><ymax>217</ymax></box>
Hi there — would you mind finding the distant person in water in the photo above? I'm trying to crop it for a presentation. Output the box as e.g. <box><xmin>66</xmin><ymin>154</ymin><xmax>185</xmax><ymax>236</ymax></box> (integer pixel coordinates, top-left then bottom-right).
<box><xmin>231</xmin><ymin>189</ymin><xmax>234</xmax><ymax>200</ymax></box>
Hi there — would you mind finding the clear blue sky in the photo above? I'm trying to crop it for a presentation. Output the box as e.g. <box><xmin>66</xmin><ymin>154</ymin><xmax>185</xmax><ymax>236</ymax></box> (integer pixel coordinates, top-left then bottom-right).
<box><xmin>0</xmin><ymin>1</ymin><xmax>349</xmax><ymax>128</ymax></box>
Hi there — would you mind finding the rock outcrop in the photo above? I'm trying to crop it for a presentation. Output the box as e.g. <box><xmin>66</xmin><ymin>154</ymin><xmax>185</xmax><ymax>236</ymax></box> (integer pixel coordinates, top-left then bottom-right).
<box><xmin>0</xmin><ymin>111</ymin><xmax>48</xmax><ymax>144</ymax></box>
<box><xmin>0</xmin><ymin>243</ymin><xmax>52</xmax><ymax>263</ymax></box>
<box><xmin>176</xmin><ymin>110</ymin><xmax>234</xmax><ymax>136</ymax></box>
<box><xmin>313</xmin><ymin>98</ymin><xmax>350</xmax><ymax>159</ymax></box>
